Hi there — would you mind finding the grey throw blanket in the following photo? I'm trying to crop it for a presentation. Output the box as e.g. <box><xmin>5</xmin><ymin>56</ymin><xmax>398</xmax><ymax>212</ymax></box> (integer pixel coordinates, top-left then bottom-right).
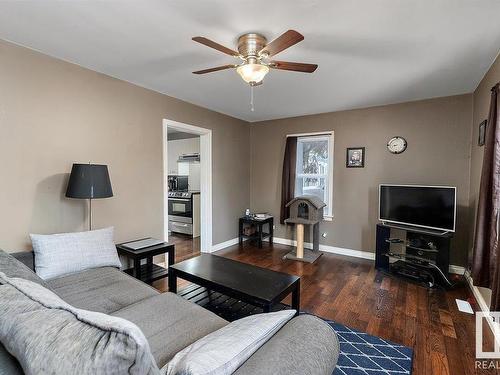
<box><xmin>0</xmin><ymin>272</ymin><xmax>160</xmax><ymax>375</ymax></box>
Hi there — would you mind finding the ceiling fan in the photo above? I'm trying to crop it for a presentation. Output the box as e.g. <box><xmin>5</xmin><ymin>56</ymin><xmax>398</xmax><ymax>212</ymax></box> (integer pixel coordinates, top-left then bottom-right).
<box><xmin>192</xmin><ymin>30</ymin><xmax>318</xmax><ymax>86</ymax></box>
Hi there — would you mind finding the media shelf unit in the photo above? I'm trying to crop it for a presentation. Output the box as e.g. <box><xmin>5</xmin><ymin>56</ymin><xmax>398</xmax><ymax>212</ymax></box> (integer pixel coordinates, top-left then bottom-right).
<box><xmin>375</xmin><ymin>223</ymin><xmax>452</xmax><ymax>288</ymax></box>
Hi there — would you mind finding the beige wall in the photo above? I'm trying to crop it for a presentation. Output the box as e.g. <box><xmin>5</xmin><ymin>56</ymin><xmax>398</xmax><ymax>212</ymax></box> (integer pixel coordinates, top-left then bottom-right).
<box><xmin>467</xmin><ymin>53</ymin><xmax>500</xmax><ymax>305</ymax></box>
<box><xmin>250</xmin><ymin>95</ymin><xmax>473</xmax><ymax>266</ymax></box>
<box><xmin>1</xmin><ymin>34</ymin><xmax>496</xmax><ymax>270</ymax></box>
<box><xmin>0</xmin><ymin>39</ymin><xmax>250</xmax><ymax>252</ymax></box>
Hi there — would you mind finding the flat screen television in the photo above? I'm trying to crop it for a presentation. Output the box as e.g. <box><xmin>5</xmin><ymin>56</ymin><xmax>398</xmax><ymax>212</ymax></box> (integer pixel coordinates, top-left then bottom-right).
<box><xmin>379</xmin><ymin>184</ymin><xmax>456</xmax><ymax>232</ymax></box>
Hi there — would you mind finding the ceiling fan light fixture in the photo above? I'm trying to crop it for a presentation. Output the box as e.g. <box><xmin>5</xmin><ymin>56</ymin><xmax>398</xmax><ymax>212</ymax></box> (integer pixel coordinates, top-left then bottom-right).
<box><xmin>192</xmin><ymin>30</ymin><xmax>317</xmax><ymax>89</ymax></box>
<box><xmin>236</xmin><ymin>63</ymin><xmax>269</xmax><ymax>85</ymax></box>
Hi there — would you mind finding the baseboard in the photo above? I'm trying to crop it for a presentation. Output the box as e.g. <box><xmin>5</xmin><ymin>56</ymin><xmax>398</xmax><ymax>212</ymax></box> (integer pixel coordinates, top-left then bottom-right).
<box><xmin>464</xmin><ymin>270</ymin><xmax>490</xmax><ymax>313</ymax></box>
<box><xmin>272</xmin><ymin>237</ymin><xmax>375</xmax><ymax>260</ymax></box>
<box><xmin>464</xmin><ymin>270</ymin><xmax>500</xmax><ymax>348</ymax></box>
<box><xmin>449</xmin><ymin>265</ymin><xmax>466</xmax><ymax>275</ymax></box>
<box><xmin>210</xmin><ymin>237</ymin><xmax>240</xmax><ymax>252</ymax></box>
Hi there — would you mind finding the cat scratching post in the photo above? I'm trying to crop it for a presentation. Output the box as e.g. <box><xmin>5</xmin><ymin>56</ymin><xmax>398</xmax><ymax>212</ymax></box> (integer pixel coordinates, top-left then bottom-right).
<box><xmin>284</xmin><ymin>196</ymin><xmax>326</xmax><ymax>263</ymax></box>
<box><xmin>296</xmin><ymin>223</ymin><xmax>304</xmax><ymax>258</ymax></box>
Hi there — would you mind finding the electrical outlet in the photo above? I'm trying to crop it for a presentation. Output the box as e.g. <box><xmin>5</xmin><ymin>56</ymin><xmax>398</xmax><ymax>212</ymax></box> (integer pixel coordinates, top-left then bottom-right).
<box><xmin>273</xmin><ymin>225</ymin><xmax>276</xmax><ymax>229</ymax></box>
<box><xmin>322</xmin><ymin>232</ymin><xmax>327</xmax><ymax>238</ymax></box>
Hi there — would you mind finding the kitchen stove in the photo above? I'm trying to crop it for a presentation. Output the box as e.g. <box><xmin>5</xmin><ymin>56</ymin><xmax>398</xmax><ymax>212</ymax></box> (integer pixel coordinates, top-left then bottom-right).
<box><xmin>168</xmin><ymin>191</ymin><xmax>200</xmax><ymax>237</ymax></box>
<box><xmin>168</xmin><ymin>191</ymin><xmax>195</xmax><ymax>199</ymax></box>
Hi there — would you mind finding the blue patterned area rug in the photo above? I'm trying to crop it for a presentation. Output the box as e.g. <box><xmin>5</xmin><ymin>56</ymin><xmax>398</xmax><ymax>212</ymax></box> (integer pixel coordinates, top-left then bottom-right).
<box><xmin>327</xmin><ymin>321</ymin><xmax>413</xmax><ymax>375</ymax></box>
<box><xmin>177</xmin><ymin>285</ymin><xmax>413</xmax><ymax>375</ymax></box>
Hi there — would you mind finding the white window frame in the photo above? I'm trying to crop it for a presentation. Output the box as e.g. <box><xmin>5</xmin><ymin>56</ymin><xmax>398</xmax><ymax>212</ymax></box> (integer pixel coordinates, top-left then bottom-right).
<box><xmin>289</xmin><ymin>131</ymin><xmax>334</xmax><ymax>221</ymax></box>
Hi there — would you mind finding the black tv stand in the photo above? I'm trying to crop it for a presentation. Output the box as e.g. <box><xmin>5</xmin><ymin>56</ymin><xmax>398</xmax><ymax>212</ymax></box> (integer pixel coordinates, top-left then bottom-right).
<box><xmin>375</xmin><ymin>223</ymin><xmax>453</xmax><ymax>288</ymax></box>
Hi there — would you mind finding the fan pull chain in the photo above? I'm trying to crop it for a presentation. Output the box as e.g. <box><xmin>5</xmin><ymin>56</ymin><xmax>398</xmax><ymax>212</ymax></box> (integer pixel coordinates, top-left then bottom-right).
<box><xmin>250</xmin><ymin>85</ymin><xmax>255</xmax><ymax>112</ymax></box>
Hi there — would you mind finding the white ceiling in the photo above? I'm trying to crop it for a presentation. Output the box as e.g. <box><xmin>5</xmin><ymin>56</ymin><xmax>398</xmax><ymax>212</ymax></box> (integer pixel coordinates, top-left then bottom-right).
<box><xmin>0</xmin><ymin>0</ymin><xmax>499</xmax><ymax>122</ymax></box>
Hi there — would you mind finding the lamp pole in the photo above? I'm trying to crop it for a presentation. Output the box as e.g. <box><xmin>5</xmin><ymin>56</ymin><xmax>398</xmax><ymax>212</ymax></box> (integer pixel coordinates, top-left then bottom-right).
<box><xmin>89</xmin><ymin>197</ymin><xmax>92</xmax><ymax>231</ymax></box>
<box><xmin>89</xmin><ymin>161</ymin><xmax>92</xmax><ymax>231</ymax></box>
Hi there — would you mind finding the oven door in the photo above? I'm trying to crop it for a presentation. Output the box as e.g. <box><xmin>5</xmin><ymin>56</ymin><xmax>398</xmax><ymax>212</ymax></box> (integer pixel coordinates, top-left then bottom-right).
<box><xmin>168</xmin><ymin>198</ymin><xmax>192</xmax><ymax>218</ymax></box>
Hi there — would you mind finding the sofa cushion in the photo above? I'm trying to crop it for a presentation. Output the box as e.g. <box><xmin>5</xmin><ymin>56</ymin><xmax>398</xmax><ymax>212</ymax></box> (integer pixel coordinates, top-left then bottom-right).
<box><xmin>164</xmin><ymin>310</ymin><xmax>296</xmax><ymax>375</ymax></box>
<box><xmin>0</xmin><ymin>272</ymin><xmax>160</xmax><ymax>375</ymax></box>
<box><xmin>30</xmin><ymin>227</ymin><xmax>121</xmax><ymax>280</ymax></box>
<box><xmin>47</xmin><ymin>266</ymin><xmax>159</xmax><ymax>314</ymax></box>
<box><xmin>0</xmin><ymin>248</ymin><xmax>48</xmax><ymax>288</ymax></box>
<box><xmin>233</xmin><ymin>314</ymin><xmax>340</xmax><ymax>375</ymax></box>
<box><xmin>11</xmin><ymin>251</ymin><xmax>35</xmax><ymax>271</ymax></box>
<box><xmin>0</xmin><ymin>249</ymin><xmax>47</xmax><ymax>375</ymax></box>
<box><xmin>0</xmin><ymin>342</ymin><xmax>23</xmax><ymax>375</ymax></box>
<box><xmin>112</xmin><ymin>292</ymin><xmax>228</xmax><ymax>367</ymax></box>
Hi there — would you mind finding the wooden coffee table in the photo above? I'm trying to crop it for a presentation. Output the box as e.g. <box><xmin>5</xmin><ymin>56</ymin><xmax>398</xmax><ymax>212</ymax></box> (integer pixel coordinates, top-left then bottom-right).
<box><xmin>169</xmin><ymin>254</ymin><xmax>300</xmax><ymax>316</ymax></box>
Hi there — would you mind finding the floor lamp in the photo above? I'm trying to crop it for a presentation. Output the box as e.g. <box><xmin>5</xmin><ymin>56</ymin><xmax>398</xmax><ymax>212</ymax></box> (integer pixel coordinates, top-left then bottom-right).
<box><xmin>65</xmin><ymin>163</ymin><xmax>113</xmax><ymax>231</ymax></box>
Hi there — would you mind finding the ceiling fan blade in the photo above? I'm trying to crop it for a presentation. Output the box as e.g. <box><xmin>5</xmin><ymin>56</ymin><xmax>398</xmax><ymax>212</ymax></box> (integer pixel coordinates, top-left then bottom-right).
<box><xmin>259</xmin><ymin>30</ymin><xmax>304</xmax><ymax>57</ymax></box>
<box><xmin>269</xmin><ymin>61</ymin><xmax>318</xmax><ymax>73</ymax></box>
<box><xmin>192</xmin><ymin>64</ymin><xmax>238</xmax><ymax>74</ymax></box>
<box><xmin>192</xmin><ymin>37</ymin><xmax>240</xmax><ymax>57</ymax></box>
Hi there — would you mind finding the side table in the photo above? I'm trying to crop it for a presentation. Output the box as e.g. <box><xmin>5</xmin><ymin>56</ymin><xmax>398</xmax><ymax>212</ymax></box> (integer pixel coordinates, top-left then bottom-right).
<box><xmin>116</xmin><ymin>240</ymin><xmax>175</xmax><ymax>284</ymax></box>
<box><xmin>238</xmin><ymin>216</ymin><xmax>274</xmax><ymax>248</ymax></box>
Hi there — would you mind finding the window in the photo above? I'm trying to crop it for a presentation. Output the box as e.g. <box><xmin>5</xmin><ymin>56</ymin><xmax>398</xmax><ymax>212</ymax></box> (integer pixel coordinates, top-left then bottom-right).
<box><xmin>294</xmin><ymin>134</ymin><xmax>333</xmax><ymax>218</ymax></box>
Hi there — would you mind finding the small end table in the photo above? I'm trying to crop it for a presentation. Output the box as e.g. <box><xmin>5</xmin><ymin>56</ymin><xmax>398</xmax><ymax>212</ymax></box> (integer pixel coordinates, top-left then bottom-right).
<box><xmin>116</xmin><ymin>240</ymin><xmax>175</xmax><ymax>284</ymax></box>
<box><xmin>239</xmin><ymin>216</ymin><xmax>274</xmax><ymax>248</ymax></box>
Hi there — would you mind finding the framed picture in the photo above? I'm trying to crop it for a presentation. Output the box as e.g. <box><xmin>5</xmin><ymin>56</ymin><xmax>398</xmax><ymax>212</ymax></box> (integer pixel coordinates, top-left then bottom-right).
<box><xmin>479</xmin><ymin>120</ymin><xmax>487</xmax><ymax>146</ymax></box>
<box><xmin>346</xmin><ymin>147</ymin><xmax>365</xmax><ymax>168</ymax></box>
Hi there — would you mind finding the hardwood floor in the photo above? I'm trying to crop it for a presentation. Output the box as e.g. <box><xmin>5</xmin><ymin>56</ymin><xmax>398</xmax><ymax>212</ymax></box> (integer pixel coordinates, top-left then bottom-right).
<box><xmin>155</xmin><ymin>234</ymin><xmax>499</xmax><ymax>375</ymax></box>
<box><xmin>166</xmin><ymin>233</ymin><xmax>201</xmax><ymax>262</ymax></box>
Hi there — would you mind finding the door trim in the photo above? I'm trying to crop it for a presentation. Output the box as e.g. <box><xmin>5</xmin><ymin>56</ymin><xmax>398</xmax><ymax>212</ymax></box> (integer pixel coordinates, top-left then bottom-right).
<box><xmin>163</xmin><ymin>119</ymin><xmax>213</xmax><ymax>253</ymax></box>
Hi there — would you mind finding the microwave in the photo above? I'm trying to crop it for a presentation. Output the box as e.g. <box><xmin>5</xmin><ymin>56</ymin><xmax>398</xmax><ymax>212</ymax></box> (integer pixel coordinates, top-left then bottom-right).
<box><xmin>168</xmin><ymin>175</ymin><xmax>188</xmax><ymax>192</ymax></box>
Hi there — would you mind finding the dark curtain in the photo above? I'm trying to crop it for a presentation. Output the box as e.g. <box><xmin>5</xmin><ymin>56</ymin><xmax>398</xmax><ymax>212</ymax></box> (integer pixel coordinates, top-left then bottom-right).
<box><xmin>280</xmin><ymin>137</ymin><xmax>297</xmax><ymax>224</ymax></box>
<box><xmin>472</xmin><ymin>83</ymin><xmax>500</xmax><ymax>309</ymax></box>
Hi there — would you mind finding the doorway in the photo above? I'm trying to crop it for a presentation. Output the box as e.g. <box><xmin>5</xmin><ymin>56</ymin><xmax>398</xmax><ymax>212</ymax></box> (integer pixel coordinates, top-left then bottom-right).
<box><xmin>163</xmin><ymin>119</ymin><xmax>212</xmax><ymax>254</ymax></box>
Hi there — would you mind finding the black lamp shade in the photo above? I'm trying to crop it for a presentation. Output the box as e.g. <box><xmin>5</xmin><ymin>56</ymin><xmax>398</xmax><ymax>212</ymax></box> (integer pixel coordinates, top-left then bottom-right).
<box><xmin>66</xmin><ymin>164</ymin><xmax>113</xmax><ymax>199</ymax></box>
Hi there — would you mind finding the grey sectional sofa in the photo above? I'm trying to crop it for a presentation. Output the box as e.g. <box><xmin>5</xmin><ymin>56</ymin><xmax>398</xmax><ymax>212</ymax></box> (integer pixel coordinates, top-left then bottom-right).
<box><xmin>0</xmin><ymin>249</ymin><xmax>339</xmax><ymax>374</ymax></box>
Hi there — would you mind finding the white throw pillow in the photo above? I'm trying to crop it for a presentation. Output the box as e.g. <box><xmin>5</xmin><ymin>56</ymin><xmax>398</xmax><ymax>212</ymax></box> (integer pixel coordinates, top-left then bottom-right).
<box><xmin>164</xmin><ymin>310</ymin><xmax>296</xmax><ymax>375</ymax></box>
<box><xmin>30</xmin><ymin>227</ymin><xmax>121</xmax><ymax>280</ymax></box>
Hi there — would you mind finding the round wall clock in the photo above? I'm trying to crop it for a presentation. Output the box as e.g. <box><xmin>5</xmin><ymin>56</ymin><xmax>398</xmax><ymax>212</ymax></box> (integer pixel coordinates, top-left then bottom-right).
<box><xmin>387</xmin><ymin>136</ymin><xmax>407</xmax><ymax>154</ymax></box>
